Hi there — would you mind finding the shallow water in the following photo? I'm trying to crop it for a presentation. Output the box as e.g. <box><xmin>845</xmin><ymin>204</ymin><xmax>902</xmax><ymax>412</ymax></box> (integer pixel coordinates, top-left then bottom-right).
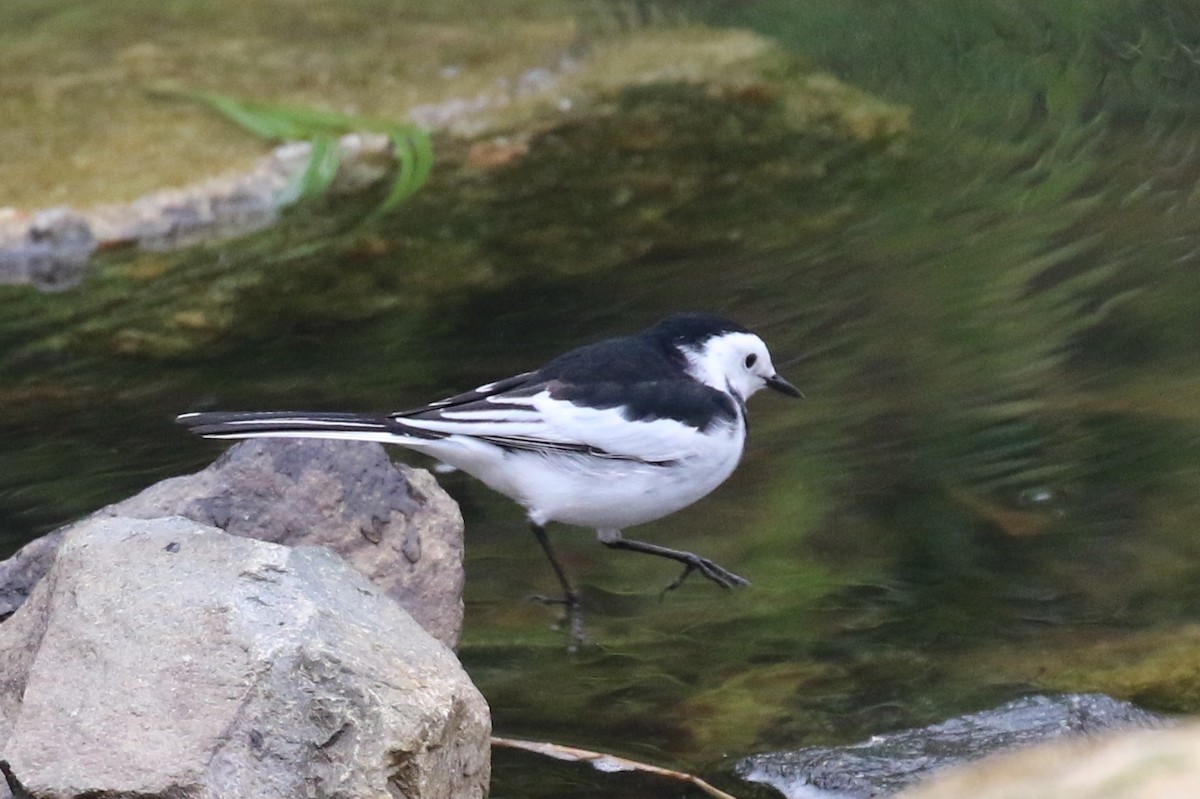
<box><xmin>4</xmin><ymin>1</ymin><xmax>1200</xmax><ymax>796</ymax></box>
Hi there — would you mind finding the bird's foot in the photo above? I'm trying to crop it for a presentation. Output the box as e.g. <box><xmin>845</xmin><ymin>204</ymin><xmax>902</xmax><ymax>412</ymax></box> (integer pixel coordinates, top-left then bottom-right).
<box><xmin>559</xmin><ymin>601</ymin><xmax>590</xmax><ymax>654</ymax></box>
<box><xmin>663</xmin><ymin>555</ymin><xmax>750</xmax><ymax>595</ymax></box>
<box><xmin>526</xmin><ymin>592</ymin><xmax>590</xmax><ymax>653</ymax></box>
<box><xmin>526</xmin><ymin>590</ymin><xmax>580</xmax><ymax>608</ymax></box>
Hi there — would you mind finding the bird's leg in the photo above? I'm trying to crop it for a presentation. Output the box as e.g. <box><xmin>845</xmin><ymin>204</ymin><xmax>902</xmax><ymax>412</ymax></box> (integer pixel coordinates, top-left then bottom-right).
<box><xmin>529</xmin><ymin>524</ymin><xmax>591</xmax><ymax>651</ymax></box>
<box><xmin>597</xmin><ymin>530</ymin><xmax>750</xmax><ymax>592</ymax></box>
<box><xmin>529</xmin><ymin>522</ymin><xmax>580</xmax><ymax>607</ymax></box>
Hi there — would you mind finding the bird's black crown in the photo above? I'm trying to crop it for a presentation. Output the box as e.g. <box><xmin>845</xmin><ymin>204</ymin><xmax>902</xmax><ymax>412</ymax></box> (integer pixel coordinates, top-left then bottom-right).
<box><xmin>647</xmin><ymin>312</ymin><xmax>752</xmax><ymax>348</ymax></box>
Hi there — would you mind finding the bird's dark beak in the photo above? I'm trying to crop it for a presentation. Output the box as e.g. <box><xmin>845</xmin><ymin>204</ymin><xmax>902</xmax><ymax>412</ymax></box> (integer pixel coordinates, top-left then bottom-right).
<box><xmin>766</xmin><ymin>373</ymin><xmax>803</xmax><ymax>398</ymax></box>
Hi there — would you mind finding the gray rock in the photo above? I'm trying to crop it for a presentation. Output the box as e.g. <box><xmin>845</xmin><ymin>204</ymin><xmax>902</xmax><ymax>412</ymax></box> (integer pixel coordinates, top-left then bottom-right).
<box><xmin>0</xmin><ymin>532</ymin><xmax>63</xmax><ymax>622</ymax></box>
<box><xmin>0</xmin><ymin>208</ymin><xmax>94</xmax><ymax>292</ymax></box>
<box><xmin>0</xmin><ymin>515</ymin><xmax>490</xmax><ymax>799</ymax></box>
<box><xmin>0</xmin><ymin>133</ymin><xmax>401</xmax><ymax>288</ymax></box>
<box><xmin>0</xmin><ymin>439</ymin><xmax>466</xmax><ymax>648</ymax></box>
<box><xmin>736</xmin><ymin>694</ymin><xmax>1168</xmax><ymax>799</ymax></box>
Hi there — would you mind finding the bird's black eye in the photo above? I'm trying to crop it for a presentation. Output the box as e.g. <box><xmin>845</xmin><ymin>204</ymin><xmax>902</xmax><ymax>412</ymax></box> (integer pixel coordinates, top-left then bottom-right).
<box><xmin>744</xmin><ymin>353</ymin><xmax>758</xmax><ymax>369</ymax></box>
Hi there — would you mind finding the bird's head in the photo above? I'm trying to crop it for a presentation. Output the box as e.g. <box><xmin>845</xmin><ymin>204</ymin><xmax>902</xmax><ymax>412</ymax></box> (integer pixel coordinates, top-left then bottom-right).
<box><xmin>652</xmin><ymin>313</ymin><xmax>801</xmax><ymax>402</ymax></box>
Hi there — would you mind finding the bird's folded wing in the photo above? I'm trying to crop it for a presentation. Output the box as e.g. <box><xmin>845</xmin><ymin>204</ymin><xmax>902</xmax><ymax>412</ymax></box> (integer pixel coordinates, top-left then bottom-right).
<box><xmin>392</xmin><ymin>372</ymin><xmax>541</xmax><ymax>416</ymax></box>
<box><xmin>389</xmin><ymin>379</ymin><xmax>738</xmax><ymax>465</ymax></box>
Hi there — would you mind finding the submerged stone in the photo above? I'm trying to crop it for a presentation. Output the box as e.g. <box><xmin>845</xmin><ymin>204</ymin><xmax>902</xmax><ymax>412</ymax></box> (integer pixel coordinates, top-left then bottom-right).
<box><xmin>736</xmin><ymin>693</ymin><xmax>1167</xmax><ymax>798</ymax></box>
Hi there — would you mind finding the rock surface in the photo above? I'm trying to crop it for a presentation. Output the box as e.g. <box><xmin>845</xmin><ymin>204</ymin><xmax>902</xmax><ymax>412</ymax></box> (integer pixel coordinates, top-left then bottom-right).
<box><xmin>898</xmin><ymin>720</ymin><xmax>1200</xmax><ymax>799</ymax></box>
<box><xmin>0</xmin><ymin>208</ymin><xmax>94</xmax><ymax>292</ymax></box>
<box><xmin>0</xmin><ymin>439</ymin><xmax>466</xmax><ymax>648</ymax></box>
<box><xmin>0</xmin><ymin>134</ymin><xmax>396</xmax><ymax>292</ymax></box>
<box><xmin>0</xmin><ymin>21</ymin><xmax>910</xmax><ymax>289</ymax></box>
<box><xmin>0</xmin><ymin>515</ymin><xmax>490</xmax><ymax>799</ymax></box>
<box><xmin>736</xmin><ymin>693</ymin><xmax>1167</xmax><ymax>798</ymax></box>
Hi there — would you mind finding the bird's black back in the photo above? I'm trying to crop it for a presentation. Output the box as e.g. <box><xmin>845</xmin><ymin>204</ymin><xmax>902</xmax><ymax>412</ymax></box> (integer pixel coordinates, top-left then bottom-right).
<box><xmin>393</xmin><ymin>312</ymin><xmax>746</xmax><ymax>432</ymax></box>
<box><xmin>534</xmin><ymin>313</ymin><xmax>745</xmax><ymax>431</ymax></box>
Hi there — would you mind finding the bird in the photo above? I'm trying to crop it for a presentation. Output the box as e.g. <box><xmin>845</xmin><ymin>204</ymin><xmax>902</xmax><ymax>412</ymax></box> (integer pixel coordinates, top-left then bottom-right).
<box><xmin>177</xmin><ymin>312</ymin><xmax>800</xmax><ymax>605</ymax></box>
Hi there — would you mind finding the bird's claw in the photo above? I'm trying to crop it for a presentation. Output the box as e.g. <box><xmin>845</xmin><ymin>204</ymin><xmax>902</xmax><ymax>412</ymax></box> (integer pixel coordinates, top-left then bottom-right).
<box><xmin>663</xmin><ymin>555</ymin><xmax>750</xmax><ymax>595</ymax></box>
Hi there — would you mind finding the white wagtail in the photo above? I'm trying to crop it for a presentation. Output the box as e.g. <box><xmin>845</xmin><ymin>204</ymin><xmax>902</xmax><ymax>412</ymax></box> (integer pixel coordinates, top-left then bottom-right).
<box><xmin>177</xmin><ymin>312</ymin><xmax>800</xmax><ymax>603</ymax></box>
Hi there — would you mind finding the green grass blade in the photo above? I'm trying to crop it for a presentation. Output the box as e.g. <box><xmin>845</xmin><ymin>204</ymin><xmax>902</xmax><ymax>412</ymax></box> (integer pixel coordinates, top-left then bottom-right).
<box><xmin>367</xmin><ymin>126</ymin><xmax>435</xmax><ymax>221</ymax></box>
<box><xmin>150</xmin><ymin>85</ymin><xmax>435</xmax><ymax>218</ymax></box>
<box><xmin>297</xmin><ymin>135</ymin><xmax>343</xmax><ymax>198</ymax></box>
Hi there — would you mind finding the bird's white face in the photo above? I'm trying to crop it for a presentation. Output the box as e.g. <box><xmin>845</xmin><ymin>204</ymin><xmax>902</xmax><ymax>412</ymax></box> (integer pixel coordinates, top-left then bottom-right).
<box><xmin>682</xmin><ymin>332</ymin><xmax>784</xmax><ymax>401</ymax></box>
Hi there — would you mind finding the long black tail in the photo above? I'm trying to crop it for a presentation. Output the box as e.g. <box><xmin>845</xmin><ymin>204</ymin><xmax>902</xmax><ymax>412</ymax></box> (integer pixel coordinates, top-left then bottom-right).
<box><xmin>176</xmin><ymin>410</ymin><xmax>401</xmax><ymax>441</ymax></box>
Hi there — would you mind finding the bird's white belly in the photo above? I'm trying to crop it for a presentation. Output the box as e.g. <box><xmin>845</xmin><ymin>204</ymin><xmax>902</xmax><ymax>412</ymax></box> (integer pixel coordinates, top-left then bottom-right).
<box><xmin>496</xmin><ymin>434</ymin><xmax>744</xmax><ymax>531</ymax></box>
<box><xmin>400</xmin><ymin>401</ymin><xmax>748</xmax><ymax>532</ymax></box>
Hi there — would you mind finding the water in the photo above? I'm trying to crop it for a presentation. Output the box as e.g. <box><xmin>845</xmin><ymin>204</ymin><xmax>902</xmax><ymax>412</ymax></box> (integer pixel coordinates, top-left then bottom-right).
<box><xmin>4</xmin><ymin>1</ymin><xmax>1200</xmax><ymax>796</ymax></box>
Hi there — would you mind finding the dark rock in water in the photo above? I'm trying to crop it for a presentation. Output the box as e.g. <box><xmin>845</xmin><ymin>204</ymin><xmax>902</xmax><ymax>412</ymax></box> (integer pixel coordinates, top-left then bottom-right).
<box><xmin>0</xmin><ymin>439</ymin><xmax>466</xmax><ymax>648</ymax></box>
<box><xmin>736</xmin><ymin>694</ymin><xmax>1168</xmax><ymax>799</ymax></box>
<box><xmin>0</xmin><ymin>516</ymin><xmax>490</xmax><ymax>799</ymax></box>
